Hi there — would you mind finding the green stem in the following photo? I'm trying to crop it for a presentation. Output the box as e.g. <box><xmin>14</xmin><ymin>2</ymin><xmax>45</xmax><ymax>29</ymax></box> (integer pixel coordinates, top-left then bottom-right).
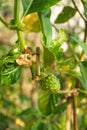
<box><xmin>14</xmin><ymin>0</ymin><xmax>25</xmax><ymax>51</ymax></box>
<box><xmin>79</xmin><ymin>89</ymin><xmax>87</xmax><ymax>95</ymax></box>
<box><xmin>21</xmin><ymin>0</ymin><xmax>34</xmax><ymax>20</ymax></box>
<box><xmin>0</xmin><ymin>16</ymin><xmax>9</xmax><ymax>28</ymax></box>
<box><xmin>14</xmin><ymin>0</ymin><xmax>20</xmax><ymax>23</ymax></box>
<box><xmin>17</xmin><ymin>30</ymin><xmax>25</xmax><ymax>52</ymax></box>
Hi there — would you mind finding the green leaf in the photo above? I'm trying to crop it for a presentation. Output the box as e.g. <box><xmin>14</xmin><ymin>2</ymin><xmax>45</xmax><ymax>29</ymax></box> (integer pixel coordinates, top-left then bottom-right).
<box><xmin>49</xmin><ymin>29</ymin><xmax>67</xmax><ymax>52</ymax></box>
<box><xmin>1</xmin><ymin>65</ymin><xmax>21</xmax><ymax>85</ymax></box>
<box><xmin>22</xmin><ymin>0</ymin><xmax>61</xmax><ymax>14</ymax></box>
<box><xmin>43</xmin><ymin>45</ymin><xmax>55</xmax><ymax>67</ymax></box>
<box><xmin>0</xmin><ymin>55</ymin><xmax>21</xmax><ymax>86</ymax></box>
<box><xmin>18</xmin><ymin>108</ymin><xmax>41</xmax><ymax>123</ymax></box>
<box><xmin>0</xmin><ymin>59</ymin><xmax>3</xmax><ymax>69</ymax></box>
<box><xmin>56</xmin><ymin>29</ymin><xmax>68</xmax><ymax>44</ymax></box>
<box><xmin>39</xmin><ymin>9</ymin><xmax>52</xmax><ymax>46</ymax></box>
<box><xmin>19</xmin><ymin>108</ymin><xmax>41</xmax><ymax>130</ymax></box>
<box><xmin>38</xmin><ymin>91</ymin><xmax>55</xmax><ymax>115</ymax></box>
<box><xmin>0</xmin><ymin>41</ymin><xmax>22</xmax><ymax>86</ymax></box>
<box><xmin>54</xmin><ymin>102</ymin><xmax>66</xmax><ymax>114</ymax></box>
<box><xmin>79</xmin><ymin>61</ymin><xmax>87</xmax><ymax>90</ymax></box>
<box><xmin>37</xmin><ymin>122</ymin><xmax>47</xmax><ymax>130</ymax></box>
<box><xmin>8</xmin><ymin>41</ymin><xmax>21</xmax><ymax>58</ymax></box>
<box><xmin>71</xmin><ymin>36</ymin><xmax>87</xmax><ymax>55</ymax></box>
<box><xmin>19</xmin><ymin>108</ymin><xmax>38</xmax><ymax>118</ymax></box>
<box><xmin>0</xmin><ymin>113</ymin><xmax>12</xmax><ymax>130</ymax></box>
<box><xmin>58</xmin><ymin>58</ymin><xmax>71</xmax><ymax>66</ymax></box>
<box><xmin>82</xmin><ymin>0</ymin><xmax>87</xmax><ymax>3</ymax></box>
<box><xmin>45</xmin><ymin>29</ymin><xmax>67</xmax><ymax>60</ymax></box>
<box><xmin>21</xmin><ymin>0</ymin><xmax>34</xmax><ymax>17</ymax></box>
<box><xmin>19</xmin><ymin>93</ymin><xmax>30</xmax><ymax>101</ymax></box>
<box><xmin>55</xmin><ymin>6</ymin><xmax>76</xmax><ymax>23</ymax></box>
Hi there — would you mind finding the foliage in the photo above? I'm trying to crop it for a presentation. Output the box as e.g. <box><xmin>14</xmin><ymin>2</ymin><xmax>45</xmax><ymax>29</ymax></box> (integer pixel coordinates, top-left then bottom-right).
<box><xmin>55</xmin><ymin>6</ymin><xmax>76</xmax><ymax>23</ymax></box>
<box><xmin>0</xmin><ymin>0</ymin><xmax>87</xmax><ymax>130</ymax></box>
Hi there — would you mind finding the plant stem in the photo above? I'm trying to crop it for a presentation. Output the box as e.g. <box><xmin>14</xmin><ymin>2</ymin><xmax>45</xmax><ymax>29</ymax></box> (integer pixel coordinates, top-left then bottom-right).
<box><xmin>36</xmin><ymin>47</ymin><xmax>40</xmax><ymax>76</ymax></box>
<box><xmin>17</xmin><ymin>30</ymin><xmax>25</xmax><ymax>52</ymax></box>
<box><xmin>57</xmin><ymin>89</ymin><xmax>78</xmax><ymax>95</ymax></box>
<box><xmin>0</xmin><ymin>16</ymin><xmax>9</xmax><ymax>28</ymax></box>
<box><xmin>84</xmin><ymin>21</ymin><xmax>87</xmax><ymax>42</ymax></box>
<box><xmin>14</xmin><ymin>0</ymin><xmax>25</xmax><ymax>51</ymax></box>
<box><xmin>14</xmin><ymin>0</ymin><xmax>20</xmax><ymax>23</ymax></box>
<box><xmin>71</xmin><ymin>0</ymin><xmax>87</xmax><ymax>22</ymax></box>
<box><xmin>71</xmin><ymin>0</ymin><xmax>87</xmax><ymax>61</ymax></box>
<box><xmin>52</xmin><ymin>23</ymin><xmax>59</xmax><ymax>32</ymax></box>
<box><xmin>79</xmin><ymin>89</ymin><xmax>87</xmax><ymax>94</ymax></box>
<box><xmin>66</xmin><ymin>97</ymin><xmax>72</xmax><ymax>130</ymax></box>
<box><xmin>22</xmin><ymin>0</ymin><xmax>34</xmax><ymax>19</ymax></box>
<box><xmin>73</xmin><ymin>95</ymin><xmax>78</xmax><ymax>130</ymax></box>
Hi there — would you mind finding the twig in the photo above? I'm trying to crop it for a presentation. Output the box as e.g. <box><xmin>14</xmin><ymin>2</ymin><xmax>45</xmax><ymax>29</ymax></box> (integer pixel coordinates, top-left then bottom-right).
<box><xmin>83</xmin><ymin>21</ymin><xmax>87</xmax><ymax>42</ymax></box>
<box><xmin>52</xmin><ymin>23</ymin><xmax>59</xmax><ymax>32</ymax></box>
<box><xmin>36</xmin><ymin>47</ymin><xmax>40</xmax><ymax>76</ymax></box>
<box><xmin>71</xmin><ymin>0</ymin><xmax>87</xmax><ymax>22</ymax></box>
<box><xmin>0</xmin><ymin>16</ymin><xmax>9</xmax><ymax>28</ymax></box>
<box><xmin>73</xmin><ymin>95</ymin><xmax>78</xmax><ymax>130</ymax></box>
<box><xmin>58</xmin><ymin>89</ymin><xmax>78</xmax><ymax>95</ymax></box>
<box><xmin>66</xmin><ymin>97</ymin><xmax>72</xmax><ymax>130</ymax></box>
<box><xmin>79</xmin><ymin>89</ymin><xmax>87</xmax><ymax>95</ymax></box>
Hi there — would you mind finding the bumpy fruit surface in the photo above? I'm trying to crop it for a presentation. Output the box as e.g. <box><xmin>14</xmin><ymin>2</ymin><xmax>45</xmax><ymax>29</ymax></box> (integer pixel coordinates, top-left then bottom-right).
<box><xmin>40</xmin><ymin>74</ymin><xmax>60</xmax><ymax>94</ymax></box>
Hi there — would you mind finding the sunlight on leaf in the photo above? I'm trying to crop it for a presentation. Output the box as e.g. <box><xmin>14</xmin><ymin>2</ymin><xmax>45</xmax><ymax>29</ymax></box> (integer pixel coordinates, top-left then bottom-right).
<box><xmin>38</xmin><ymin>91</ymin><xmax>55</xmax><ymax>115</ymax></box>
<box><xmin>23</xmin><ymin>12</ymin><xmax>41</xmax><ymax>32</ymax></box>
<box><xmin>79</xmin><ymin>61</ymin><xmax>87</xmax><ymax>90</ymax></box>
<box><xmin>71</xmin><ymin>36</ymin><xmax>87</xmax><ymax>55</ymax></box>
<box><xmin>22</xmin><ymin>0</ymin><xmax>61</xmax><ymax>14</ymax></box>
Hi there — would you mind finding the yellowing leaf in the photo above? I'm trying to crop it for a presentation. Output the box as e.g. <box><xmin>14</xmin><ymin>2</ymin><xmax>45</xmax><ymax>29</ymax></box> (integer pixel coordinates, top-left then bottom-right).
<box><xmin>23</xmin><ymin>12</ymin><xmax>41</xmax><ymax>32</ymax></box>
<box><xmin>15</xmin><ymin>118</ymin><xmax>25</xmax><ymax>127</ymax></box>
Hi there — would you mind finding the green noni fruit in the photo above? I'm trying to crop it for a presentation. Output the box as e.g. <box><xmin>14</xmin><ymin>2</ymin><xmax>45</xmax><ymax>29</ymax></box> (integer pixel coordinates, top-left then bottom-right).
<box><xmin>40</xmin><ymin>74</ymin><xmax>60</xmax><ymax>94</ymax></box>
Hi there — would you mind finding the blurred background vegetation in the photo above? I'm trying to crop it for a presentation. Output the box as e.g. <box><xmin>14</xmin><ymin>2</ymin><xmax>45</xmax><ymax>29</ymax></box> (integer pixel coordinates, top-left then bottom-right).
<box><xmin>0</xmin><ymin>0</ymin><xmax>87</xmax><ymax>130</ymax></box>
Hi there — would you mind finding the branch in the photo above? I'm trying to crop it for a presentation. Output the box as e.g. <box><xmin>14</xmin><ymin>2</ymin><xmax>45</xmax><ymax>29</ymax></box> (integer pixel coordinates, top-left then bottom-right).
<box><xmin>66</xmin><ymin>97</ymin><xmax>72</xmax><ymax>130</ymax></box>
<box><xmin>17</xmin><ymin>30</ymin><xmax>25</xmax><ymax>52</ymax></box>
<box><xmin>57</xmin><ymin>89</ymin><xmax>78</xmax><ymax>95</ymax></box>
<box><xmin>36</xmin><ymin>47</ymin><xmax>40</xmax><ymax>76</ymax></box>
<box><xmin>79</xmin><ymin>89</ymin><xmax>87</xmax><ymax>95</ymax></box>
<box><xmin>71</xmin><ymin>0</ymin><xmax>87</xmax><ymax>22</ymax></box>
<box><xmin>52</xmin><ymin>23</ymin><xmax>59</xmax><ymax>32</ymax></box>
<box><xmin>72</xmin><ymin>95</ymin><xmax>78</xmax><ymax>130</ymax></box>
<box><xmin>0</xmin><ymin>16</ymin><xmax>9</xmax><ymax>28</ymax></box>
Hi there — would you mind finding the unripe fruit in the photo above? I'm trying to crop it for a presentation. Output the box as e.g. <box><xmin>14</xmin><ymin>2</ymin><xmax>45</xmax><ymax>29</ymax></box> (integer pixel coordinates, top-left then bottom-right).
<box><xmin>40</xmin><ymin>74</ymin><xmax>60</xmax><ymax>94</ymax></box>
